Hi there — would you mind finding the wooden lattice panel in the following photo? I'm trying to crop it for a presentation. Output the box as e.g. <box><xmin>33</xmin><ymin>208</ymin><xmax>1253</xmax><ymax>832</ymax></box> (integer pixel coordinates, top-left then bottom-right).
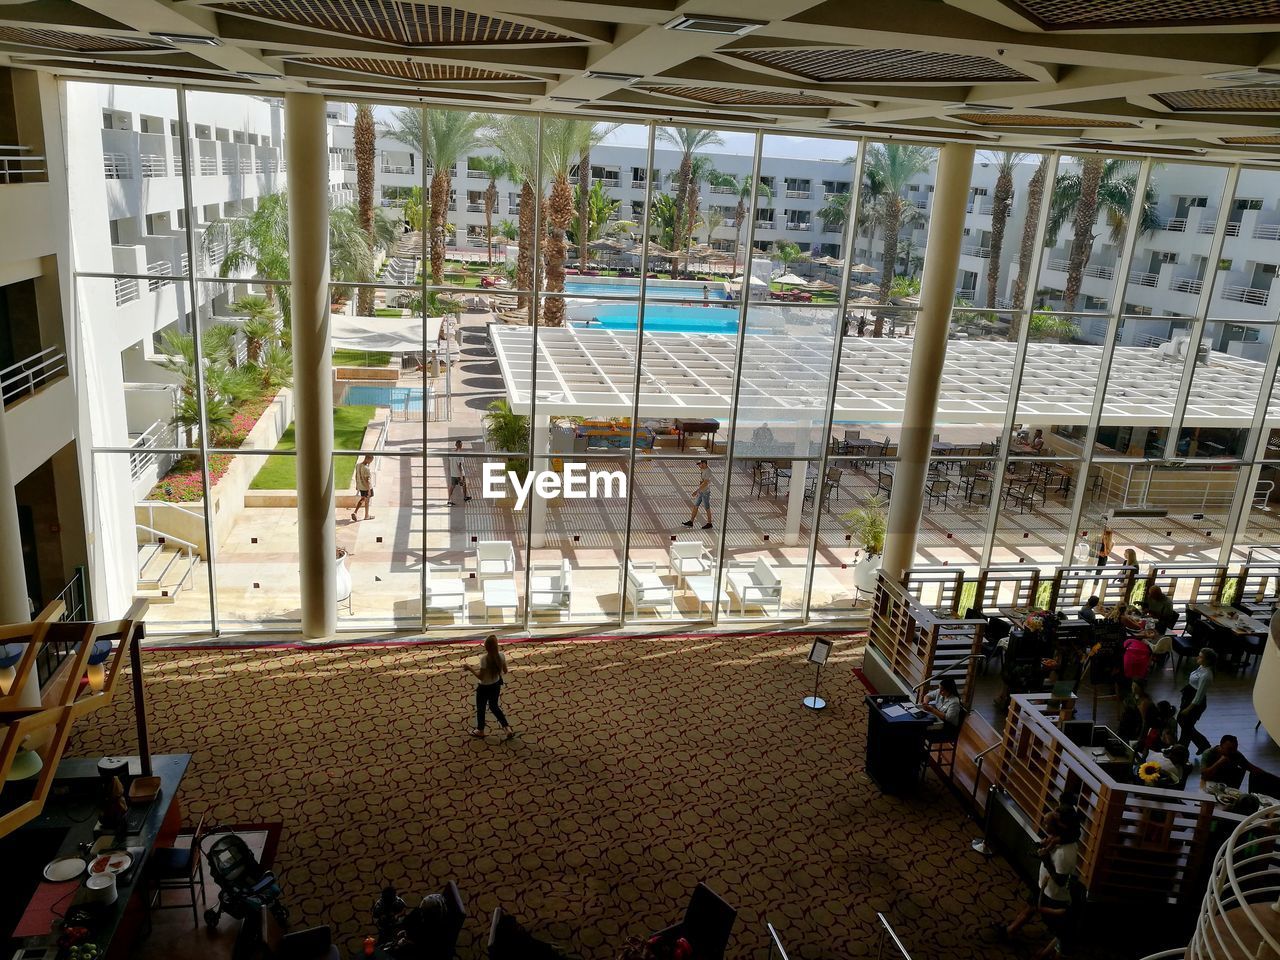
<box><xmin>730</xmin><ymin>47</ymin><xmax>1030</xmax><ymax>83</ymax></box>
<box><xmin>642</xmin><ymin>85</ymin><xmax>844</xmax><ymax>107</ymax></box>
<box><xmin>1222</xmin><ymin>134</ymin><xmax>1280</xmax><ymax>144</ymax></box>
<box><xmin>0</xmin><ymin>27</ymin><xmax>167</xmax><ymax>52</ymax></box>
<box><xmin>215</xmin><ymin>1</ymin><xmax>576</xmax><ymax>45</ymax></box>
<box><xmin>1143</xmin><ymin>564</ymin><xmax>1226</xmax><ymax>606</ymax></box>
<box><xmin>955</xmin><ymin>112</ymin><xmax>1137</xmax><ymax>128</ymax></box>
<box><xmin>295</xmin><ymin>56</ymin><xmax>524</xmax><ymax>81</ymax></box>
<box><xmin>1156</xmin><ymin>88</ymin><xmax>1280</xmax><ymax>111</ymax></box>
<box><xmin>1003</xmin><ymin>0</ymin><xmax>1280</xmax><ymax>28</ymax></box>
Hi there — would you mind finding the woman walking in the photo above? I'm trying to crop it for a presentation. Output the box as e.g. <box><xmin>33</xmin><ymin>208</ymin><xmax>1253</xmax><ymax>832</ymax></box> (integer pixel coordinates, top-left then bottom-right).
<box><xmin>464</xmin><ymin>634</ymin><xmax>513</xmax><ymax>739</ymax></box>
<box><xmin>1178</xmin><ymin>648</ymin><xmax>1216</xmax><ymax>754</ymax></box>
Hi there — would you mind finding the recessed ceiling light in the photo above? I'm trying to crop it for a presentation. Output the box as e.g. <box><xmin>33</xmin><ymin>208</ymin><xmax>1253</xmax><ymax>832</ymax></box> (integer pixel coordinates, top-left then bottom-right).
<box><xmin>585</xmin><ymin>70</ymin><xmax>642</xmax><ymax>83</ymax></box>
<box><xmin>151</xmin><ymin>32</ymin><xmax>221</xmax><ymax>46</ymax></box>
<box><xmin>663</xmin><ymin>14</ymin><xmax>767</xmax><ymax>35</ymax></box>
<box><xmin>550</xmin><ymin>95</ymin><xmax>588</xmax><ymax>104</ymax></box>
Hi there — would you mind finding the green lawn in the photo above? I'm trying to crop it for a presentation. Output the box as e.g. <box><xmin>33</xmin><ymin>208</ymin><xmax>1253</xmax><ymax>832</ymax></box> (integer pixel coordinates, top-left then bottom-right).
<box><xmin>249</xmin><ymin>406</ymin><xmax>376</xmax><ymax>490</ymax></box>
<box><xmin>332</xmin><ymin>349</ymin><xmax>391</xmax><ymax>367</ymax></box>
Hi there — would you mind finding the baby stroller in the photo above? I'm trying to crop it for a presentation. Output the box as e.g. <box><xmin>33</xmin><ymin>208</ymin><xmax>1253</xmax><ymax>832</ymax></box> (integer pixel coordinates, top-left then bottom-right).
<box><xmin>202</xmin><ymin>829</ymin><xmax>288</xmax><ymax>928</ymax></box>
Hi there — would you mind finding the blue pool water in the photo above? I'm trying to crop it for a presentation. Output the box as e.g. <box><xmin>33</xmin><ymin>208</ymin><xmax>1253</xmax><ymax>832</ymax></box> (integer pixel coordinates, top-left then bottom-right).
<box><xmin>343</xmin><ymin>384</ymin><xmax>423</xmax><ymax>412</ymax></box>
<box><xmin>565</xmin><ymin>279</ymin><xmax>728</xmax><ymax>301</ymax></box>
<box><xmin>575</xmin><ymin>303</ymin><xmax>740</xmax><ymax>335</ymax></box>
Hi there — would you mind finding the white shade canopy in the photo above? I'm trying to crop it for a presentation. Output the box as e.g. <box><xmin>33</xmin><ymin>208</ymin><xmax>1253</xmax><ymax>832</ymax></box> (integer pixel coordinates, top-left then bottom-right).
<box><xmin>775</xmin><ymin>273</ymin><xmax>807</xmax><ymax>286</ymax></box>
<box><xmin>330</xmin><ymin>313</ymin><xmax>445</xmax><ymax>353</ymax></box>
<box><xmin>491</xmin><ymin>323</ymin><xmax>1279</xmax><ymax>429</ymax></box>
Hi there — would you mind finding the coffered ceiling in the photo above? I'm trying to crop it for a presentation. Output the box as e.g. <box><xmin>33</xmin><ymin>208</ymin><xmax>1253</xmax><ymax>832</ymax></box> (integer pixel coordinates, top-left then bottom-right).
<box><xmin>3</xmin><ymin>0</ymin><xmax>1280</xmax><ymax>161</ymax></box>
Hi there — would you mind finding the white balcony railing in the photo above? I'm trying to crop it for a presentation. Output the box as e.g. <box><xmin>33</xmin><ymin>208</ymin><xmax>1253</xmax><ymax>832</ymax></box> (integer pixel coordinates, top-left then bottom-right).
<box><xmin>1223</xmin><ymin>284</ymin><xmax>1270</xmax><ymax>305</ymax></box>
<box><xmin>1045</xmin><ymin>257</ymin><xmax>1115</xmax><ymax>280</ymax></box>
<box><xmin>913</xmin><ymin>199</ymin><xmax>928</xmax><ymax>210</ymax></box>
<box><xmin>140</xmin><ymin>154</ymin><xmax>167</xmax><ymax>178</ymax></box>
<box><xmin>103</xmin><ymin>153</ymin><xmax>131</xmax><ymax>179</ymax></box>
<box><xmin>0</xmin><ymin>144</ymin><xmax>47</xmax><ymax>183</ymax></box>
<box><xmin>0</xmin><ymin>346</ymin><xmax>67</xmax><ymax>406</ymax></box>
<box><xmin>199</xmin><ymin>155</ymin><xmax>217</xmax><ymax>176</ymax></box>
<box><xmin>785</xmin><ymin>189</ymin><xmax>811</xmax><ymax>199</ymax></box>
<box><xmin>129</xmin><ymin>420</ymin><xmax>176</xmax><ymax>486</ymax></box>
<box><xmin>1170</xmin><ymin>276</ymin><xmax>1203</xmax><ymax>294</ymax></box>
<box><xmin>1128</xmin><ymin>271</ymin><xmax>1159</xmax><ymax>287</ymax></box>
<box><xmin>1163</xmin><ymin>217</ymin><xmax>1188</xmax><ymax>233</ymax></box>
<box><xmin>1254</xmin><ymin>223</ymin><xmax>1280</xmax><ymax>240</ymax></box>
<box><xmin>1225</xmin><ymin>221</ymin><xmax>1242</xmax><ymax>237</ymax></box>
<box><xmin>785</xmin><ymin>222</ymin><xmax>812</xmax><ymax>231</ymax></box>
<box><xmin>962</xmin><ymin>245</ymin><xmax>992</xmax><ymax>259</ymax></box>
<box><xmin>754</xmin><ymin>221</ymin><xmax>775</xmax><ymax>231</ymax></box>
<box><xmin>146</xmin><ymin>261</ymin><xmax>174</xmax><ymax>292</ymax></box>
<box><xmin>709</xmin><ymin>185</ymin><xmax>736</xmax><ymax>195</ymax></box>
<box><xmin>381</xmin><ymin>163</ymin><xmax>414</xmax><ymax>175</ymax></box>
<box><xmin>114</xmin><ymin>277</ymin><xmax>140</xmax><ymax>306</ymax></box>
<box><xmin>221</xmin><ymin>158</ymin><xmax>237</xmax><ymax>175</ymax></box>
<box><xmin>466</xmin><ymin>203</ymin><xmax>484</xmax><ymax>213</ymax></box>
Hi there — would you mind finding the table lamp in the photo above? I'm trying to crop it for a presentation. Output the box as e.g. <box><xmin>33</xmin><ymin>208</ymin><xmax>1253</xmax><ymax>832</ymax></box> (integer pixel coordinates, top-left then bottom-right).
<box><xmin>5</xmin><ymin>742</ymin><xmax>42</xmax><ymax>781</ymax></box>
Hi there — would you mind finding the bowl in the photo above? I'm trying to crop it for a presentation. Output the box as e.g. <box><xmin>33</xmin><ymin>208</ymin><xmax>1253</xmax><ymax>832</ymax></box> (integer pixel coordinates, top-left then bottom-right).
<box><xmin>127</xmin><ymin>776</ymin><xmax>160</xmax><ymax>805</ymax></box>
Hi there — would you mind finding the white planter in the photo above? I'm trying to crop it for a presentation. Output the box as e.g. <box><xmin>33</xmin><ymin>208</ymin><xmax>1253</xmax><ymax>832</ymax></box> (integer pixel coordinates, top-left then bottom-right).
<box><xmin>335</xmin><ymin>550</ymin><xmax>352</xmax><ymax>605</ymax></box>
<box><xmin>853</xmin><ymin>553</ymin><xmax>883</xmax><ymax>594</ymax></box>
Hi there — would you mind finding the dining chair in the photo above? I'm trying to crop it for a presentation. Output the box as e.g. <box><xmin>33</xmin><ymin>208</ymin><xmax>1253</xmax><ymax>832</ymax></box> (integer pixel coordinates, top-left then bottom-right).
<box><xmin>150</xmin><ymin>812</ymin><xmax>207</xmax><ymax>928</ymax></box>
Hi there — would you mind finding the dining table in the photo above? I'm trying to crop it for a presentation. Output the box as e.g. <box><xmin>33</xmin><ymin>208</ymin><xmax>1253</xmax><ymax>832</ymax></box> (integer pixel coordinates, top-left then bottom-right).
<box><xmin>1188</xmin><ymin>603</ymin><xmax>1268</xmax><ymax>636</ymax></box>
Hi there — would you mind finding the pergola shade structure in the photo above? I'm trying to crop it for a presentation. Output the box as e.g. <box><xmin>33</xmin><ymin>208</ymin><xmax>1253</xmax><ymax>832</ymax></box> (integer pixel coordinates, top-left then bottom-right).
<box><xmin>492</xmin><ymin>325</ymin><xmax>1280</xmax><ymax>432</ymax></box>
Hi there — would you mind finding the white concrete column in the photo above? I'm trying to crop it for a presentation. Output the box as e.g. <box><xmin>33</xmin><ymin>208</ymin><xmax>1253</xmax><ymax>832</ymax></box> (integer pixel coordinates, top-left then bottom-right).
<box><xmin>882</xmin><ymin>143</ymin><xmax>976</xmax><ymax>580</ymax></box>
<box><xmin>0</xmin><ymin>405</ymin><xmax>31</xmax><ymax>623</ymax></box>
<box><xmin>285</xmin><ymin>94</ymin><xmax>336</xmax><ymax>638</ymax></box>
<box><xmin>784</xmin><ymin>461</ymin><xmax>808</xmax><ymax>546</ymax></box>
<box><xmin>529</xmin><ymin>414</ymin><xmax>550</xmax><ymax>549</ymax></box>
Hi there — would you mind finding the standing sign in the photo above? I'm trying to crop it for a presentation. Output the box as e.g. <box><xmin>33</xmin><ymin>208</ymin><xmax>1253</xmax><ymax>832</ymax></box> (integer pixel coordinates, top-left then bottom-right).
<box><xmin>804</xmin><ymin>638</ymin><xmax>833</xmax><ymax>710</ymax></box>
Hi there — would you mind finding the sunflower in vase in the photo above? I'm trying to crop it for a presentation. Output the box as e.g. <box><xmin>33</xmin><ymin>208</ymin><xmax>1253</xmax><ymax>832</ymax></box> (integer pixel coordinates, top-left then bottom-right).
<box><xmin>1138</xmin><ymin>760</ymin><xmax>1164</xmax><ymax>785</ymax></box>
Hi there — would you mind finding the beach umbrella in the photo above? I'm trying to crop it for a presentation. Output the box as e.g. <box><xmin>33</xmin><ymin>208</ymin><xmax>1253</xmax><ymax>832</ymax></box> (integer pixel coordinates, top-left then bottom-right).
<box><xmin>730</xmin><ymin>275</ymin><xmax>768</xmax><ymax>286</ymax></box>
<box><xmin>804</xmin><ymin>279</ymin><xmax>838</xmax><ymax>291</ymax></box>
<box><xmin>850</xmin><ymin>281</ymin><xmax>880</xmax><ymax>294</ymax></box>
<box><xmin>775</xmin><ymin>272</ymin><xmax>808</xmax><ymax>286</ymax></box>
<box><xmin>848</xmin><ymin>295</ymin><xmax>880</xmax><ymax>306</ymax></box>
<box><xmin>849</xmin><ymin>262</ymin><xmax>878</xmax><ymax>274</ymax></box>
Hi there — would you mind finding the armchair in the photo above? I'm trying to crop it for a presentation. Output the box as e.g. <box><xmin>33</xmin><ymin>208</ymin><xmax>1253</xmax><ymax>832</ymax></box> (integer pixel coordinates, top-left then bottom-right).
<box><xmin>725</xmin><ymin>558</ymin><xmax>782</xmax><ymax>616</ymax></box>
<box><xmin>424</xmin><ymin>562</ymin><xmax>468</xmax><ymax>616</ymax></box>
<box><xmin>625</xmin><ymin>560</ymin><xmax>675</xmax><ymax>616</ymax></box>
<box><xmin>475</xmin><ymin>540</ymin><xmax>516</xmax><ymax>580</ymax></box>
<box><xmin>669</xmin><ymin>541</ymin><xmax>713</xmax><ymax>586</ymax></box>
<box><xmin>529</xmin><ymin>559</ymin><xmax>572</xmax><ymax>617</ymax></box>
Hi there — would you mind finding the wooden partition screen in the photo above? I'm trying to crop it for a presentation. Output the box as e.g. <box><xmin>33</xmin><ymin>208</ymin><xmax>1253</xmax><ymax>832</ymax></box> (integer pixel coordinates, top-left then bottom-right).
<box><xmin>974</xmin><ymin>565</ymin><xmax>1041</xmax><ymax>613</ymax></box>
<box><xmin>869</xmin><ymin>575</ymin><xmax>986</xmax><ymax>707</ymax></box>
<box><xmin>1143</xmin><ymin>563</ymin><xmax>1226</xmax><ymax>608</ymax></box>
<box><xmin>995</xmin><ymin>694</ymin><xmax>1215</xmax><ymax>905</ymax></box>
<box><xmin>901</xmin><ymin>566</ymin><xmax>966</xmax><ymax>615</ymax></box>
<box><xmin>1234</xmin><ymin>563</ymin><xmax>1280</xmax><ymax>608</ymax></box>
<box><xmin>1050</xmin><ymin>564</ymin><xmax>1136</xmax><ymax>612</ymax></box>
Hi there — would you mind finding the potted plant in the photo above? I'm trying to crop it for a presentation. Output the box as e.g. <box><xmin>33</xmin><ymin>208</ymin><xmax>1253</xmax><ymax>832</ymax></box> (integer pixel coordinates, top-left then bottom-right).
<box><xmin>482</xmin><ymin>398</ymin><xmax>530</xmax><ymax>482</ymax></box>
<box><xmin>841</xmin><ymin>493</ymin><xmax>888</xmax><ymax>593</ymax></box>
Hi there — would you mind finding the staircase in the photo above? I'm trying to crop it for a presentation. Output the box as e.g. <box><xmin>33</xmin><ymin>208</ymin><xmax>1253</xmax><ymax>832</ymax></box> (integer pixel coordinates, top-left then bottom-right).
<box><xmin>135</xmin><ymin>530</ymin><xmax>198</xmax><ymax>603</ymax></box>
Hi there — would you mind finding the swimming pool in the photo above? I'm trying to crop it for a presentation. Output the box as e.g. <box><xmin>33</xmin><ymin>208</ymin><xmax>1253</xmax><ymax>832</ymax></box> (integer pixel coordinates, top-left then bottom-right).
<box><xmin>342</xmin><ymin>384</ymin><xmax>424</xmax><ymax>412</ymax></box>
<box><xmin>574</xmin><ymin>302</ymin><xmax>740</xmax><ymax>335</ymax></box>
<box><xmin>565</xmin><ymin>279</ymin><xmax>728</xmax><ymax>301</ymax></box>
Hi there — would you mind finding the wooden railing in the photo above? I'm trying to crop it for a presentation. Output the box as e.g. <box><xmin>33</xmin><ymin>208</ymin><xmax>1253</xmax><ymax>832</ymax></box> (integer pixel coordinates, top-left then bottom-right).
<box><xmin>901</xmin><ymin>565</ymin><xmax>965</xmax><ymax>615</ymax></box>
<box><xmin>994</xmin><ymin>694</ymin><xmax>1215</xmax><ymax>905</ymax></box>
<box><xmin>1050</xmin><ymin>563</ymin><xmax>1136</xmax><ymax>612</ymax></box>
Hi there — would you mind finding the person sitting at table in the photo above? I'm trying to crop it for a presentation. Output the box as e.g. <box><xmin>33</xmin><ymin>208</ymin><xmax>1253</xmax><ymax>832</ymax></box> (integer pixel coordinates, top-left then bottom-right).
<box><xmin>1122</xmin><ymin>634</ymin><xmax>1154</xmax><ymax>681</ymax></box>
<box><xmin>1118</xmin><ymin>604</ymin><xmax>1147</xmax><ymax>634</ymax></box>
<box><xmin>1079</xmin><ymin>595</ymin><xmax>1100</xmax><ymax>624</ymax></box>
<box><xmin>1117</xmin><ymin>678</ymin><xmax>1154</xmax><ymax>740</ymax></box>
<box><xmin>1140</xmin><ymin>701</ymin><xmax>1178</xmax><ymax>752</ymax></box>
<box><xmin>922</xmin><ymin>677</ymin><xmax>963</xmax><ymax>741</ymax></box>
<box><xmin>1200</xmin><ymin>735</ymin><xmax>1268</xmax><ymax>789</ymax></box>
<box><xmin>1151</xmin><ymin>744</ymin><xmax>1190</xmax><ymax>789</ymax></box>
<box><xmin>1030</xmin><ymin>428</ymin><xmax>1045</xmax><ymax>452</ymax></box>
<box><xmin>1142</xmin><ymin>586</ymin><xmax>1178</xmax><ymax>634</ymax></box>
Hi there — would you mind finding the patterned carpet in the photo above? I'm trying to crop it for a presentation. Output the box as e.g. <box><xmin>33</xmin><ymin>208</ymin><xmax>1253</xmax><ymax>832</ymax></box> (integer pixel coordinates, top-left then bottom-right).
<box><xmin>68</xmin><ymin>633</ymin><xmax>1037</xmax><ymax>960</ymax></box>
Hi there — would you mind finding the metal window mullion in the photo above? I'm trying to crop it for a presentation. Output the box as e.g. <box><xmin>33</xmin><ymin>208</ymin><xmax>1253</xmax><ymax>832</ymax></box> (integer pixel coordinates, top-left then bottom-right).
<box><xmin>618</xmin><ymin>123</ymin><xmax>658</xmax><ymax>629</ymax></box>
<box><xmin>980</xmin><ymin>152</ymin><xmax>1062</xmax><ymax>566</ymax></box>
<box><xmin>419</xmin><ymin>106</ymin><xmax>430</xmax><ymax>634</ymax></box>
<box><xmin>710</xmin><ymin>130</ymin><xmax>765</xmax><ymax>626</ymax></box>
<box><xmin>1217</xmin><ymin>321</ymin><xmax>1280</xmax><ymax>563</ymax></box>
<box><xmin>799</xmin><ymin>139</ymin><xmax>868</xmax><ymax>619</ymax></box>
<box><xmin>1060</xmin><ymin>158</ymin><xmax>1156</xmax><ymax>565</ymax></box>
<box><xmin>519</xmin><ymin>118</ymin><xmax>545</xmax><ymax>632</ymax></box>
<box><xmin>175</xmin><ymin>85</ymin><xmax>221</xmax><ymax>635</ymax></box>
<box><xmin>1160</xmin><ymin>164</ymin><xmax>1242</xmax><ymax>459</ymax></box>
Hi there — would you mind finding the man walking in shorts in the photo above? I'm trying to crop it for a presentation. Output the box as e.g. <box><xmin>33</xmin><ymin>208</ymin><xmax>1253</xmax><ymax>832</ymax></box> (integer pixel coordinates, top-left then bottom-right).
<box><xmin>448</xmin><ymin>439</ymin><xmax>471</xmax><ymax>506</ymax></box>
<box><xmin>682</xmin><ymin>459</ymin><xmax>714</xmax><ymax>530</ymax></box>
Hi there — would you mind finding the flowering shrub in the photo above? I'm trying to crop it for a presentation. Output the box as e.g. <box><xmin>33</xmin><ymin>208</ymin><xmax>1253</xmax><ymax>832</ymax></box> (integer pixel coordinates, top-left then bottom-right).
<box><xmin>147</xmin><ymin>388</ymin><xmax>277</xmax><ymax>503</ymax></box>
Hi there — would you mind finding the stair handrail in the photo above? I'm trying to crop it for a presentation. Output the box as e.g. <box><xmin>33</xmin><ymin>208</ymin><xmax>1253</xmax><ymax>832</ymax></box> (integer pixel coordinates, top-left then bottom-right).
<box><xmin>134</xmin><ymin>523</ymin><xmax>198</xmax><ymax>556</ymax></box>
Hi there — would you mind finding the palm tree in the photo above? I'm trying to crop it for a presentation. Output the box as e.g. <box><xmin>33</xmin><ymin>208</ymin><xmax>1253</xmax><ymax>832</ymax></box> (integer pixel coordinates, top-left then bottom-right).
<box><xmin>391</xmin><ymin>109</ymin><xmax>484</xmax><ymax>284</ymax></box>
<box><xmin>649</xmin><ymin>193</ymin><xmax>679</xmax><ymax>251</ymax></box>
<box><xmin>1047</xmin><ymin>157</ymin><xmax>1160</xmax><ymax>312</ymax></box>
<box><xmin>818</xmin><ymin>191</ymin><xmax>851</xmax><ymax>234</ymax></box>
<box><xmin>657</xmin><ymin>127</ymin><xmax>724</xmax><ymax>274</ymax></box>
<box><xmin>1010</xmin><ymin>155</ymin><xmax>1050</xmax><ymax>338</ymax></box>
<box><xmin>496</xmin><ymin>218</ymin><xmax>518</xmax><ymax>241</ymax></box>
<box><xmin>327</xmin><ymin>204</ymin><xmax>377</xmax><ymax>303</ymax></box>
<box><xmin>577</xmin><ymin>145</ymin><xmax>591</xmax><ymax>268</ymax></box>
<box><xmin>983</xmin><ymin>151</ymin><xmax>1028</xmax><ymax>310</ymax></box>
<box><xmin>569</xmin><ymin>180</ymin><xmax>622</xmax><ymax>248</ymax></box>
<box><xmin>354</xmin><ymin>103</ymin><xmax>377</xmax><ymax>316</ymax></box>
<box><xmin>232</xmin><ymin>295</ymin><xmax>278</xmax><ymax>364</ymax></box>
<box><xmin>707</xmin><ymin>171</ymin><xmax>773</xmax><ymax>268</ymax></box>
<box><xmin>468</xmin><ymin>155</ymin><xmax>508</xmax><ymax>265</ymax></box>
<box><xmin>540</xmin><ymin>119</ymin><xmax>616</xmax><ymax>325</ymax></box>
<box><xmin>864</xmin><ymin>144</ymin><xmax>935</xmax><ymax>333</ymax></box>
<box><xmin>484</xmin><ymin>115</ymin><xmax>541</xmax><ymax>313</ymax></box>
<box><xmin>773</xmin><ymin>239</ymin><xmax>802</xmax><ymax>272</ymax></box>
<box><xmin>402</xmin><ymin>185</ymin><xmax>425</xmax><ymax>233</ymax></box>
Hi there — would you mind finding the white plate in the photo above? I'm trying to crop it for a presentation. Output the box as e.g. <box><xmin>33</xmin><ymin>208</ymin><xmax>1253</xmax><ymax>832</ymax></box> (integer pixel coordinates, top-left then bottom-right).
<box><xmin>88</xmin><ymin>851</ymin><xmax>132</xmax><ymax>876</ymax></box>
<box><xmin>43</xmin><ymin>857</ymin><xmax>85</xmax><ymax>882</ymax></box>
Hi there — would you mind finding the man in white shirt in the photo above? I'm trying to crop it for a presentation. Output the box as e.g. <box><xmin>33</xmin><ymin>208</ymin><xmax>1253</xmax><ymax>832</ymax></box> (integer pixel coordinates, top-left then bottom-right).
<box><xmin>681</xmin><ymin>459</ymin><xmax>714</xmax><ymax>530</ymax></box>
<box><xmin>448</xmin><ymin>439</ymin><xmax>471</xmax><ymax>506</ymax></box>
<box><xmin>996</xmin><ymin>808</ymin><xmax>1080</xmax><ymax>957</ymax></box>
<box><xmin>923</xmin><ymin>677</ymin><xmax>963</xmax><ymax>740</ymax></box>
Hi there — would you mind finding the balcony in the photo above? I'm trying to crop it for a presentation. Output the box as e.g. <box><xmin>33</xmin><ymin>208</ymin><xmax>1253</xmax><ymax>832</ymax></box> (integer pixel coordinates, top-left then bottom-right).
<box><xmin>1163</xmin><ymin>217</ymin><xmax>1188</xmax><ymax>233</ymax></box>
<box><xmin>630</xmin><ymin>179</ymin><xmax>647</xmax><ymax>189</ymax></box>
<box><xmin>0</xmin><ymin>144</ymin><xmax>47</xmax><ymax>184</ymax></box>
<box><xmin>1128</xmin><ymin>271</ymin><xmax>1159</xmax><ymax>288</ymax></box>
<box><xmin>467</xmin><ymin>170</ymin><xmax>489</xmax><ymax>180</ymax></box>
<box><xmin>785</xmin><ymin>222</ymin><xmax>811</xmax><ymax>232</ymax></box>
<box><xmin>1</xmin><ymin>346</ymin><xmax>67</xmax><ymax>406</ymax></box>
<box><xmin>1223</xmin><ymin>284</ymin><xmax>1270</xmax><ymax>306</ymax></box>
<box><xmin>221</xmin><ymin>158</ymin><xmax>237</xmax><ymax>176</ymax></box>
<box><xmin>1170</xmin><ymin>276</ymin><xmax>1203</xmax><ymax>294</ymax></box>
<box><xmin>754</xmin><ymin>221</ymin><xmax>775</xmax><ymax>231</ymax></box>
<box><xmin>709</xmin><ymin>185</ymin><xmax>736</xmax><ymax>195</ymax></box>
<box><xmin>913</xmin><ymin>199</ymin><xmax>928</xmax><ymax>210</ymax></box>
<box><xmin>140</xmin><ymin>154</ymin><xmax>167</xmax><ymax>178</ymax></box>
<box><xmin>199</xmin><ymin>155</ymin><xmax>217</xmax><ymax>176</ymax></box>
<box><xmin>1255</xmin><ymin>223</ymin><xmax>1280</xmax><ymax>241</ymax></box>
<box><xmin>381</xmin><ymin>163</ymin><xmax>415</xmax><ymax>175</ymax></box>
<box><xmin>146</xmin><ymin>261</ymin><xmax>175</xmax><ymax>292</ymax></box>
<box><xmin>1045</xmin><ymin>257</ymin><xmax>1115</xmax><ymax>280</ymax></box>
<box><xmin>467</xmin><ymin>203</ymin><xmax>484</xmax><ymax>213</ymax></box>
<box><xmin>961</xmin><ymin>245</ymin><xmax>991</xmax><ymax>259</ymax></box>
<box><xmin>785</xmin><ymin>190</ymin><xmax>811</xmax><ymax>199</ymax></box>
<box><xmin>115</xmin><ymin>277</ymin><xmax>140</xmax><ymax>306</ymax></box>
<box><xmin>103</xmin><ymin>153</ymin><xmax>131</xmax><ymax>179</ymax></box>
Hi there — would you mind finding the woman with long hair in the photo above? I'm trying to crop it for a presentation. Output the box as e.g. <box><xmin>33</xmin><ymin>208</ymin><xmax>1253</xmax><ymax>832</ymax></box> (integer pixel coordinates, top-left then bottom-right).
<box><xmin>1178</xmin><ymin>647</ymin><xmax>1216</xmax><ymax>754</ymax></box>
<box><xmin>463</xmin><ymin>634</ymin><xmax>513</xmax><ymax>739</ymax></box>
